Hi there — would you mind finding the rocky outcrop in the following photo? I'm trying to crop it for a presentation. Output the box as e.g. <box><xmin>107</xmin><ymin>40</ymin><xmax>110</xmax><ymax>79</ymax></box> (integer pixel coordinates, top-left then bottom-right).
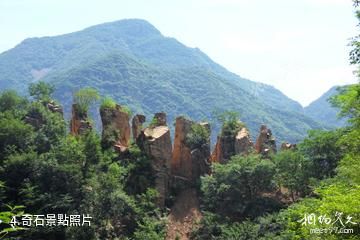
<box><xmin>137</xmin><ymin>114</ymin><xmax>172</xmax><ymax>208</ymax></box>
<box><xmin>132</xmin><ymin>114</ymin><xmax>146</xmax><ymax>140</ymax></box>
<box><xmin>255</xmin><ymin>125</ymin><xmax>277</xmax><ymax>156</ymax></box>
<box><xmin>171</xmin><ymin>117</ymin><xmax>211</xmax><ymax>185</ymax></box>
<box><xmin>70</xmin><ymin>104</ymin><xmax>92</xmax><ymax>136</ymax></box>
<box><xmin>45</xmin><ymin>100</ymin><xmax>63</xmax><ymax>115</ymax></box>
<box><xmin>24</xmin><ymin>100</ymin><xmax>63</xmax><ymax>129</ymax></box>
<box><xmin>235</xmin><ymin>127</ymin><xmax>254</xmax><ymax>156</ymax></box>
<box><xmin>211</xmin><ymin>127</ymin><xmax>253</xmax><ymax>163</ymax></box>
<box><xmin>280</xmin><ymin>142</ymin><xmax>297</xmax><ymax>151</ymax></box>
<box><xmin>100</xmin><ymin>104</ymin><xmax>131</xmax><ymax>152</ymax></box>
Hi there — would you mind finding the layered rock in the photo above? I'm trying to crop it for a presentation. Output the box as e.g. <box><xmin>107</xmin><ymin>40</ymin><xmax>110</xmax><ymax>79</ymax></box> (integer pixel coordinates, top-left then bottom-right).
<box><xmin>100</xmin><ymin>104</ymin><xmax>131</xmax><ymax>152</ymax></box>
<box><xmin>255</xmin><ymin>125</ymin><xmax>277</xmax><ymax>156</ymax></box>
<box><xmin>137</xmin><ymin>114</ymin><xmax>172</xmax><ymax>208</ymax></box>
<box><xmin>211</xmin><ymin>127</ymin><xmax>253</xmax><ymax>163</ymax></box>
<box><xmin>70</xmin><ymin>104</ymin><xmax>92</xmax><ymax>136</ymax></box>
<box><xmin>132</xmin><ymin>114</ymin><xmax>146</xmax><ymax>140</ymax></box>
<box><xmin>171</xmin><ymin>117</ymin><xmax>211</xmax><ymax>185</ymax></box>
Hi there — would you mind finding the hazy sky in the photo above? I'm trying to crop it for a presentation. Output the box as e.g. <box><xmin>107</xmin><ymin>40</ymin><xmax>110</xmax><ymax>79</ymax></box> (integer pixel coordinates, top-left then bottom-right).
<box><xmin>0</xmin><ymin>0</ymin><xmax>358</xmax><ymax>106</ymax></box>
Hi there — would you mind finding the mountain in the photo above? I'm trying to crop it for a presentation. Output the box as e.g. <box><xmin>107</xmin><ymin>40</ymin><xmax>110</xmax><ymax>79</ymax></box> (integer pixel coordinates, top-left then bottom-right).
<box><xmin>0</xmin><ymin>19</ymin><xmax>325</xmax><ymax>143</ymax></box>
<box><xmin>304</xmin><ymin>86</ymin><xmax>347</xmax><ymax>128</ymax></box>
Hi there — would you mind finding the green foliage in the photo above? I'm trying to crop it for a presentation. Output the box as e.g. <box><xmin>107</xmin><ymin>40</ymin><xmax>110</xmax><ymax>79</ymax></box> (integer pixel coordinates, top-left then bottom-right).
<box><xmin>73</xmin><ymin>87</ymin><xmax>100</xmax><ymax>115</ymax></box>
<box><xmin>331</xmin><ymin>84</ymin><xmax>360</xmax><ymax>127</ymax></box>
<box><xmin>0</xmin><ymin>205</ymin><xmax>26</xmax><ymax>238</ymax></box>
<box><xmin>201</xmin><ymin>154</ymin><xmax>279</xmax><ymax>219</ymax></box>
<box><xmin>0</xmin><ymin>90</ymin><xmax>27</xmax><ymax>115</ymax></box>
<box><xmin>274</xmin><ymin>150</ymin><xmax>314</xmax><ymax>201</ymax></box>
<box><xmin>28</xmin><ymin>81</ymin><xmax>54</xmax><ymax>102</ymax></box>
<box><xmin>100</xmin><ymin>96</ymin><xmax>117</xmax><ymax>110</ymax></box>
<box><xmin>213</xmin><ymin>110</ymin><xmax>245</xmax><ymax>136</ymax></box>
<box><xmin>300</xmin><ymin>129</ymin><xmax>345</xmax><ymax>179</ymax></box>
<box><xmin>27</xmin><ymin>101</ymin><xmax>66</xmax><ymax>153</ymax></box>
<box><xmin>0</xmin><ymin>115</ymin><xmax>34</xmax><ymax>160</ymax></box>
<box><xmin>133</xmin><ymin>216</ymin><xmax>166</xmax><ymax>240</ymax></box>
<box><xmin>185</xmin><ymin>123</ymin><xmax>210</xmax><ymax>149</ymax></box>
<box><xmin>121</xmin><ymin>105</ymin><xmax>132</xmax><ymax>117</ymax></box>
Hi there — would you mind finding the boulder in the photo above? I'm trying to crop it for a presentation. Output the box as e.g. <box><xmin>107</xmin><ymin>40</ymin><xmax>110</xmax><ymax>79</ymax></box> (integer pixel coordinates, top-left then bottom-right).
<box><xmin>70</xmin><ymin>104</ymin><xmax>92</xmax><ymax>136</ymax></box>
<box><xmin>132</xmin><ymin>114</ymin><xmax>146</xmax><ymax>140</ymax></box>
<box><xmin>100</xmin><ymin>104</ymin><xmax>131</xmax><ymax>152</ymax></box>
<box><xmin>255</xmin><ymin>125</ymin><xmax>277</xmax><ymax>156</ymax></box>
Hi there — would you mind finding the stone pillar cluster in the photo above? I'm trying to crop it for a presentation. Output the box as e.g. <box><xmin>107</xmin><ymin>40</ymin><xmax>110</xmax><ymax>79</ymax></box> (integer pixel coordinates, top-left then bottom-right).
<box><xmin>69</xmin><ymin>103</ymin><xmax>294</xmax><ymax>208</ymax></box>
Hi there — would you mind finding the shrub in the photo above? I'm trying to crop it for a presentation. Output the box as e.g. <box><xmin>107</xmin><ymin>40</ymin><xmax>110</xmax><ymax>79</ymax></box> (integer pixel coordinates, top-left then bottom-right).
<box><xmin>185</xmin><ymin>123</ymin><xmax>210</xmax><ymax>149</ymax></box>
<box><xmin>100</xmin><ymin>96</ymin><xmax>117</xmax><ymax>110</ymax></box>
<box><xmin>73</xmin><ymin>87</ymin><xmax>100</xmax><ymax>115</ymax></box>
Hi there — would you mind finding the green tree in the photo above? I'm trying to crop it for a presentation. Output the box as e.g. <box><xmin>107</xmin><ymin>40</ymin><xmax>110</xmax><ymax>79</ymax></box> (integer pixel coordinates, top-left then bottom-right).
<box><xmin>274</xmin><ymin>150</ymin><xmax>314</xmax><ymax>201</ymax></box>
<box><xmin>29</xmin><ymin>81</ymin><xmax>55</xmax><ymax>102</ymax></box>
<box><xmin>213</xmin><ymin>110</ymin><xmax>244</xmax><ymax>136</ymax></box>
<box><xmin>201</xmin><ymin>154</ymin><xmax>278</xmax><ymax>219</ymax></box>
<box><xmin>299</xmin><ymin>129</ymin><xmax>344</xmax><ymax>179</ymax></box>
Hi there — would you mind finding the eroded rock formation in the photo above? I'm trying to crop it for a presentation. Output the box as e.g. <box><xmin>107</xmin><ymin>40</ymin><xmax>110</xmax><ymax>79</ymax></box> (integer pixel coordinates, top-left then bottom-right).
<box><xmin>211</xmin><ymin>127</ymin><xmax>253</xmax><ymax>163</ymax></box>
<box><xmin>235</xmin><ymin>127</ymin><xmax>254</xmax><ymax>156</ymax></box>
<box><xmin>100</xmin><ymin>104</ymin><xmax>131</xmax><ymax>152</ymax></box>
<box><xmin>137</xmin><ymin>113</ymin><xmax>172</xmax><ymax>208</ymax></box>
<box><xmin>132</xmin><ymin>114</ymin><xmax>146</xmax><ymax>140</ymax></box>
<box><xmin>171</xmin><ymin>117</ymin><xmax>211</xmax><ymax>185</ymax></box>
<box><xmin>255</xmin><ymin>125</ymin><xmax>277</xmax><ymax>156</ymax></box>
<box><xmin>70</xmin><ymin>104</ymin><xmax>92</xmax><ymax>136</ymax></box>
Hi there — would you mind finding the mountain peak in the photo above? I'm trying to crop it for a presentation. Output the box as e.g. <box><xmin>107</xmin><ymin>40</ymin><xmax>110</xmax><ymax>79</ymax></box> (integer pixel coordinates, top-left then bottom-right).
<box><xmin>83</xmin><ymin>18</ymin><xmax>162</xmax><ymax>38</ymax></box>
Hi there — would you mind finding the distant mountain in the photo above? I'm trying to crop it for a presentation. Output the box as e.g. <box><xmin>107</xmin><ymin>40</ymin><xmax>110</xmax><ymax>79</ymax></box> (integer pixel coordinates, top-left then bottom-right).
<box><xmin>0</xmin><ymin>19</ymin><xmax>325</xmax><ymax>143</ymax></box>
<box><xmin>304</xmin><ymin>86</ymin><xmax>347</xmax><ymax>128</ymax></box>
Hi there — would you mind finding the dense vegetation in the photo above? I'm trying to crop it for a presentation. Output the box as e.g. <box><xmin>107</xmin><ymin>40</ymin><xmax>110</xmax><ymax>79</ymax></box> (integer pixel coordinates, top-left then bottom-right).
<box><xmin>0</xmin><ymin>83</ymin><xmax>165</xmax><ymax>239</ymax></box>
<box><xmin>0</xmin><ymin>19</ymin><xmax>327</xmax><ymax>144</ymax></box>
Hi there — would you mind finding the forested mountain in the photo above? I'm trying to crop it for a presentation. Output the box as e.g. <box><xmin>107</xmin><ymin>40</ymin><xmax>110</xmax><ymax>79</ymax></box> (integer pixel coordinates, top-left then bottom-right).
<box><xmin>304</xmin><ymin>85</ymin><xmax>347</xmax><ymax>127</ymax></box>
<box><xmin>0</xmin><ymin>19</ymin><xmax>324</xmax><ymax>143</ymax></box>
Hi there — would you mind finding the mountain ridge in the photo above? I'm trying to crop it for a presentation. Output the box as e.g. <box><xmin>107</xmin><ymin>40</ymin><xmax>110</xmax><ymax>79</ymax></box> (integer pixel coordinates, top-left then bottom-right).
<box><xmin>0</xmin><ymin>19</ymin><xmax>325</xmax><ymax>143</ymax></box>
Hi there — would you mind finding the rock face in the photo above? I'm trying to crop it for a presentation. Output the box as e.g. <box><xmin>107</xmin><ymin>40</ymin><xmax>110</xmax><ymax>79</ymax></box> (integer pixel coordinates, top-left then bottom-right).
<box><xmin>235</xmin><ymin>128</ymin><xmax>254</xmax><ymax>156</ymax></box>
<box><xmin>137</xmin><ymin>114</ymin><xmax>172</xmax><ymax>208</ymax></box>
<box><xmin>100</xmin><ymin>104</ymin><xmax>131</xmax><ymax>152</ymax></box>
<box><xmin>132</xmin><ymin>114</ymin><xmax>146</xmax><ymax>140</ymax></box>
<box><xmin>171</xmin><ymin>117</ymin><xmax>211</xmax><ymax>185</ymax></box>
<box><xmin>70</xmin><ymin>104</ymin><xmax>92</xmax><ymax>136</ymax></box>
<box><xmin>255</xmin><ymin>125</ymin><xmax>277</xmax><ymax>156</ymax></box>
<box><xmin>211</xmin><ymin>127</ymin><xmax>253</xmax><ymax>163</ymax></box>
<box><xmin>280</xmin><ymin>142</ymin><xmax>297</xmax><ymax>151</ymax></box>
